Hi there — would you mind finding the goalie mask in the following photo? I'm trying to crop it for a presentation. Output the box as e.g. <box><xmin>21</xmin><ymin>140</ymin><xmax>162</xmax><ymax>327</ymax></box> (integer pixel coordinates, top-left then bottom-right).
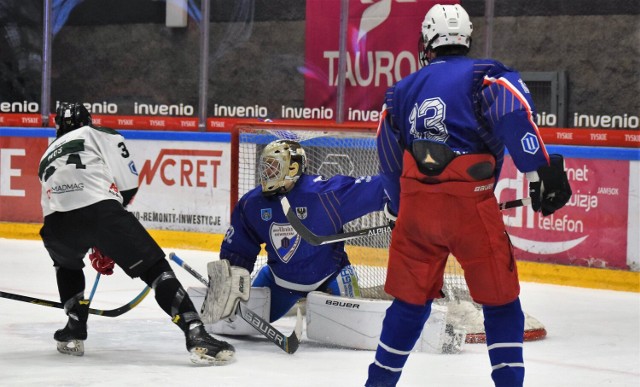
<box><xmin>419</xmin><ymin>4</ymin><xmax>473</xmax><ymax>65</ymax></box>
<box><xmin>260</xmin><ymin>140</ymin><xmax>307</xmax><ymax>196</ymax></box>
<box><xmin>55</xmin><ymin>102</ymin><xmax>92</xmax><ymax>138</ymax></box>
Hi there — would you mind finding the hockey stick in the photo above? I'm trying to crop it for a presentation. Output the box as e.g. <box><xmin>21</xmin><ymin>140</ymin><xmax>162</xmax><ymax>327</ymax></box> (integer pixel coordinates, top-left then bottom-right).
<box><xmin>0</xmin><ymin>286</ymin><xmax>151</xmax><ymax>317</ymax></box>
<box><xmin>498</xmin><ymin>197</ymin><xmax>532</xmax><ymax>210</ymax></box>
<box><xmin>88</xmin><ymin>272</ymin><xmax>101</xmax><ymax>302</ymax></box>
<box><xmin>169</xmin><ymin>252</ymin><xmax>302</xmax><ymax>354</ymax></box>
<box><xmin>281</xmin><ymin>196</ymin><xmax>532</xmax><ymax>246</ymax></box>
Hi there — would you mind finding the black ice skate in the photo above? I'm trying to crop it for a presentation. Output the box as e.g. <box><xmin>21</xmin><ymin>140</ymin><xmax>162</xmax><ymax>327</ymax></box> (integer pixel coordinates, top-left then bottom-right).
<box><xmin>176</xmin><ymin>312</ymin><xmax>235</xmax><ymax>365</ymax></box>
<box><xmin>54</xmin><ymin>298</ymin><xmax>89</xmax><ymax>356</ymax></box>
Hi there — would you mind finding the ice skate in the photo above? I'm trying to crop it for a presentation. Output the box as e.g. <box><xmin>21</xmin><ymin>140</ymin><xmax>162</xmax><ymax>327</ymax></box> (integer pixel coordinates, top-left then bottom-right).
<box><xmin>175</xmin><ymin>312</ymin><xmax>235</xmax><ymax>365</ymax></box>
<box><xmin>186</xmin><ymin>322</ymin><xmax>235</xmax><ymax>365</ymax></box>
<box><xmin>54</xmin><ymin>299</ymin><xmax>89</xmax><ymax>356</ymax></box>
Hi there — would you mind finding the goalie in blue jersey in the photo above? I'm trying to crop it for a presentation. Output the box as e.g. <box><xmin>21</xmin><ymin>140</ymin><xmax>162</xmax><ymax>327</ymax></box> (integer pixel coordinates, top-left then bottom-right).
<box><xmin>197</xmin><ymin>139</ymin><xmax>388</xmax><ymax>333</ymax></box>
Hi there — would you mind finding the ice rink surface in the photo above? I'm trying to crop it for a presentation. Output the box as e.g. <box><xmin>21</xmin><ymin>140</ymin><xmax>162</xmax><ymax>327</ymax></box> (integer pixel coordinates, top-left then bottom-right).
<box><xmin>0</xmin><ymin>238</ymin><xmax>638</xmax><ymax>387</ymax></box>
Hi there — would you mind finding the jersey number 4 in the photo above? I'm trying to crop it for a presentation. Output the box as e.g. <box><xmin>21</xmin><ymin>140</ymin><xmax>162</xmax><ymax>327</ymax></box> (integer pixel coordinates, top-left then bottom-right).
<box><xmin>40</xmin><ymin>140</ymin><xmax>130</xmax><ymax>182</ymax></box>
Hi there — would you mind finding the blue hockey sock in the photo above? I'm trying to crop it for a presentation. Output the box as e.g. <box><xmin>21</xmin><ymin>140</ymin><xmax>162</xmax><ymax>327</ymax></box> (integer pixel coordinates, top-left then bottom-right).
<box><xmin>483</xmin><ymin>297</ymin><xmax>525</xmax><ymax>387</ymax></box>
<box><xmin>365</xmin><ymin>299</ymin><xmax>431</xmax><ymax>387</ymax></box>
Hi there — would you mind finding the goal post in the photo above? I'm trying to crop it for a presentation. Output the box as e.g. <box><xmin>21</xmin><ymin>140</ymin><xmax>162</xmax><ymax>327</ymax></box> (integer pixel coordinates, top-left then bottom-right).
<box><xmin>229</xmin><ymin>119</ymin><xmax>546</xmax><ymax>343</ymax></box>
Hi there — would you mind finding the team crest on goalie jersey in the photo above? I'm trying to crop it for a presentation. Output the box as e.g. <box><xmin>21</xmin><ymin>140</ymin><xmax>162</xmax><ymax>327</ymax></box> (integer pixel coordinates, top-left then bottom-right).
<box><xmin>295</xmin><ymin>207</ymin><xmax>308</xmax><ymax>220</ymax></box>
<box><xmin>269</xmin><ymin>223</ymin><xmax>300</xmax><ymax>263</ymax></box>
<box><xmin>261</xmin><ymin>208</ymin><xmax>272</xmax><ymax>221</ymax></box>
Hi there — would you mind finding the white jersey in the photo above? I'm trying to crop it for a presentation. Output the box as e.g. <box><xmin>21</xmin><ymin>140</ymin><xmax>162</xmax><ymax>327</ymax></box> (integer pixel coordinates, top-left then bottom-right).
<box><xmin>38</xmin><ymin>125</ymin><xmax>139</xmax><ymax>216</ymax></box>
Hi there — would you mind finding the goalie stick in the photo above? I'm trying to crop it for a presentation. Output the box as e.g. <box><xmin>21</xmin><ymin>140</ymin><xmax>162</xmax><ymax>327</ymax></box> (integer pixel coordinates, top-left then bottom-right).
<box><xmin>169</xmin><ymin>252</ymin><xmax>302</xmax><ymax>354</ymax></box>
<box><xmin>0</xmin><ymin>286</ymin><xmax>151</xmax><ymax>317</ymax></box>
<box><xmin>281</xmin><ymin>196</ymin><xmax>532</xmax><ymax>246</ymax></box>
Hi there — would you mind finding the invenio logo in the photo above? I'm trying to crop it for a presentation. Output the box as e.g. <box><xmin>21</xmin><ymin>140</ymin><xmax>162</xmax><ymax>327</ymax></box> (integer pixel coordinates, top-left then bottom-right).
<box><xmin>139</xmin><ymin>149</ymin><xmax>223</xmax><ymax>188</ymax></box>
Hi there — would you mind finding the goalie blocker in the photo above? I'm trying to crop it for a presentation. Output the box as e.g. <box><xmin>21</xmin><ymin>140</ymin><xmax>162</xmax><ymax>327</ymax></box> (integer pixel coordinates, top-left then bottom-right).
<box><xmin>306</xmin><ymin>292</ymin><xmax>465</xmax><ymax>354</ymax></box>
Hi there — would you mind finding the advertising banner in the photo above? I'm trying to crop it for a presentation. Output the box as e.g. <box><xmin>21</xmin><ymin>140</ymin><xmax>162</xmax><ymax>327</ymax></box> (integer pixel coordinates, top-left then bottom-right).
<box><xmin>304</xmin><ymin>0</ymin><xmax>456</xmax><ymax>118</ymax></box>
<box><xmin>0</xmin><ymin>129</ymin><xmax>232</xmax><ymax>234</ymax></box>
<box><xmin>126</xmin><ymin>137</ymin><xmax>231</xmax><ymax>233</ymax></box>
<box><xmin>497</xmin><ymin>156</ymin><xmax>630</xmax><ymax>269</ymax></box>
<box><xmin>0</xmin><ymin>136</ymin><xmax>48</xmax><ymax>222</ymax></box>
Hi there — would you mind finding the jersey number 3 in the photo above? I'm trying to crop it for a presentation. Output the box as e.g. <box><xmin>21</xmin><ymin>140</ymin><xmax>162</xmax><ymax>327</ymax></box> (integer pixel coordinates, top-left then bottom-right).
<box><xmin>40</xmin><ymin>140</ymin><xmax>130</xmax><ymax>182</ymax></box>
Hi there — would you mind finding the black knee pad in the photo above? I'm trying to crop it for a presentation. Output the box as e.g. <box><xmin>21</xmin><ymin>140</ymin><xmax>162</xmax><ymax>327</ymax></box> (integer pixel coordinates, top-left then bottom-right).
<box><xmin>139</xmin><ymin>258</ymin><xmax>173</xmax><ymax>286</ymax></box>
<box><xmin>140</xmin><ymin>259</ymin><xmax>196</xmax><ymax>318</ymax></box>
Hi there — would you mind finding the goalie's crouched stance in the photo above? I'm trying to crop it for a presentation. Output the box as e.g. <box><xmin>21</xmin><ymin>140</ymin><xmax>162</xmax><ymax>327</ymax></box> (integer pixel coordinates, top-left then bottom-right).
<box><xmin>189</xmin><ymin>262</ymin><xmax>463</xmax><ymax>354</ymax></box>
<box><xmin>40</xmin><ymin>202</ymin><xmax>235</xmax><ymax>365</ymax></box>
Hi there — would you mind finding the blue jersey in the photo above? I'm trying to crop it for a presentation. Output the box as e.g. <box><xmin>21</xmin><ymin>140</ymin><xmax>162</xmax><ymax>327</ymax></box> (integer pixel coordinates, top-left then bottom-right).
<box><xmin>220</xmin><ymin>174</ymin><xmax>386</xmax><ymax>289</ymax></box>
<box><xmin>377</xmin><ymin>55</ymin><xmax>550</xmax><ymax>210</ymax></box>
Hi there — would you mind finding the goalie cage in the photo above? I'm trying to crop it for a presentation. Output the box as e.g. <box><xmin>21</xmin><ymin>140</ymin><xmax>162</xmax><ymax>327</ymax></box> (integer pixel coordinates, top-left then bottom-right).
<box><xmin>230</xmin><ymin>120</ymin><xmax>546</xmax><ymax>344</ymax></box>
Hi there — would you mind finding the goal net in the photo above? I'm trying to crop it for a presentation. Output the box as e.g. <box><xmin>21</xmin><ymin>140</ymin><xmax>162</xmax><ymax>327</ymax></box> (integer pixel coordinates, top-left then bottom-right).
<box><xmin>231</xmin><ymin>121</ymin><xmax>546</xmax><ymax>343</ymax></box>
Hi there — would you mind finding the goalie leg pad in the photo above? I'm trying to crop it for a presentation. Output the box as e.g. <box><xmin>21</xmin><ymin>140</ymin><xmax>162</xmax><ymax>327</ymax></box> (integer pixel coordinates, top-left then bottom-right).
<box><xmin>189</xmin><ymin>287</ymin><xmax>271</xmax><ymax>336</ymax></box>
<box><xmin>200</xmin><ymin>260</ymin><xmax>250</xmax><ymax>323</ymax></box>
<box><xmin>306</xmin><ymin>292</ymin><xmax>464</xmax><ymax>353</ymax></box>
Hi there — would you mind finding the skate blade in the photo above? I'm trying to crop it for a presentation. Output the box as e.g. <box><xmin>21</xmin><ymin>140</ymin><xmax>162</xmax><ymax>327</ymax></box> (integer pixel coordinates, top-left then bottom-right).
<box><xmin>189</xmin><ymin>348</ymin><xmax>235</xmax><ymax>366</ymax></box>
<box><xmin>56</xmin><ymin>340</ymin><xmax>85</xmax><ymax>356</ymax></box>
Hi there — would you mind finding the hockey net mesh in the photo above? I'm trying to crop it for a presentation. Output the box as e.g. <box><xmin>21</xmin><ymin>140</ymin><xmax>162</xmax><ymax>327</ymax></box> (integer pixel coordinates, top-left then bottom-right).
<box><xmin>233</xmin><ymin>122</ymin><xmax>545</xmax><ymax>342</ymax></box>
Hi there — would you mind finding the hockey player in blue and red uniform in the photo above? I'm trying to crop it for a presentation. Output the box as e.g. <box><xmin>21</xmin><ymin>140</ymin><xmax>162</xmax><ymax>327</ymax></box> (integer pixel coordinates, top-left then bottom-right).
<box><xmin>206</xmin><ymin>139</ymin><xmax>387</xmax><ymax>326</ymax></box>
<box><xmin>366</xmin><ymin>4</ymin><xmax>571</xmax><ymax>387</ymax></box>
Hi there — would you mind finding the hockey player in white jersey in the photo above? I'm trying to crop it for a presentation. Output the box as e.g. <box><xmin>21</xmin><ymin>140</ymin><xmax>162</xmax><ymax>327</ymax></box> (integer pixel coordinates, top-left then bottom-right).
<box><xmin>38</xmin><ymin>102</ymin><xmax>234</xmax><ymax>365</ymax></box>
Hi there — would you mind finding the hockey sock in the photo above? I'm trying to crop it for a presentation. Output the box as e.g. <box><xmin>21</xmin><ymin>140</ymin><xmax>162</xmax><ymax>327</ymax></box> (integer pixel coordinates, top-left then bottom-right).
<box><xmin>483</xmin><ymin>297</ymin><xmax>525</xmax><ymax>387</ymax></box>
<box><xmin>365</xmin><ymin>299</ymin><xmax>431</xmax><ymax>387</ymax></box>
<box><xmin>140</xmin><ymin>259</ymin><xmax>199</xmax><ymax>321</ymax></box>
<box><xmin>55</xmin><ymin>266</ymin><xmax>85</xmax><ymax>304</ymax></box>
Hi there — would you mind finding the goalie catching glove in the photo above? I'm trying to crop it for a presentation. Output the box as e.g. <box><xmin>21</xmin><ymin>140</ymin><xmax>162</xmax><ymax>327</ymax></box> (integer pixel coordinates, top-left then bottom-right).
<box><xmin>89</xmin><ymin>247</ymin><xmax>115</xmax><ymax>275</ymax></box>
<box><xmin>528</xmin><ymin>154</ymin><xmax>572</xmax><ymax>216</ymax></box>
<box><xmin>200</xmin><ymin>260</ymin><xmax>251</xmax><ymax>323</ymax></box>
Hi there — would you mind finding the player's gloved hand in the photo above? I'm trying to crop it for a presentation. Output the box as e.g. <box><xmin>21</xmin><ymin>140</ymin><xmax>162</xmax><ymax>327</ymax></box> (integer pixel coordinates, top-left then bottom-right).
<box><xmin>89</xmin><ymin>247</ymin><xmax>115</xmax><ymax>275</ymax></box>
<box><xmin>528</xmin><ymin>154</ymin><xmax>572</xmax><ymax>216</ymax></box>
<box><xmin>383</xmin><ymin>202</ymin><xmax>398</xmax><ymax>229</ymax></box>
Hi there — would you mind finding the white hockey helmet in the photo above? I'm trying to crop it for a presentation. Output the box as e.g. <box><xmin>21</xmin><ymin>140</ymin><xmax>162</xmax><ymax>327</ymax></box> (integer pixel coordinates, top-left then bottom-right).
<box><xmin>421</xmin><ymin>4</ymin><xmax>473</xmax><ymax>51</ymax></box>
<box><xmin>259</xmin><ymin>140</ymin><xmax>307</xmax><ymax>196</ymax></box>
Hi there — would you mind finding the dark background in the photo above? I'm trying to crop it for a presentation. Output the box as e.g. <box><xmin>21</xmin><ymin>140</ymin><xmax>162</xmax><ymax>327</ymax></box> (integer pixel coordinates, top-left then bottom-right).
<box><xmin>0</xmin><ymin>0</ymin><xmax>638</xmax><ymax>124</ymax></box>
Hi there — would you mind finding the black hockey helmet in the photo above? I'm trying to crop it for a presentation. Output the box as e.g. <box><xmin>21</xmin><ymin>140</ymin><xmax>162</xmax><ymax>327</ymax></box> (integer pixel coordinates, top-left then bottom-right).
<box><xmin>55</xmin><ymin>102</ymin><xmax>92</xmax><ymax>138</ymax></box>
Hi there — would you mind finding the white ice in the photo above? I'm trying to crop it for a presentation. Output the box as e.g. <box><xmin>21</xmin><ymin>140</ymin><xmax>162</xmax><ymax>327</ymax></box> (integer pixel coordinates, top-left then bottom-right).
<box><xmin>0</xmin><ymin>238</ymin><xmax>638</xmax><ymax>387</ymax></box>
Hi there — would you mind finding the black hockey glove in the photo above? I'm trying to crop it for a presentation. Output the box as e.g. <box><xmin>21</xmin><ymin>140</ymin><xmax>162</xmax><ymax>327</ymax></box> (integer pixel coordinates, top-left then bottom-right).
<box><xmin>529</xmin><ymin>154</ymin><xmax>572</xmax><ymax>216</ymax></box>
<box><xmin>383</xmin><ymin>202</ymin><xmax>398</xmax><ymax>229</ymax></box>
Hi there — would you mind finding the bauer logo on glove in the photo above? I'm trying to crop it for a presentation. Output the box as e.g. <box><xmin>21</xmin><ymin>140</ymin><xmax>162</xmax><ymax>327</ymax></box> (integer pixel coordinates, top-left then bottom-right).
<box><xmin>89</xmin><ymin>247</ymin><xmax>116</xmax><ymax>275</ymax></box>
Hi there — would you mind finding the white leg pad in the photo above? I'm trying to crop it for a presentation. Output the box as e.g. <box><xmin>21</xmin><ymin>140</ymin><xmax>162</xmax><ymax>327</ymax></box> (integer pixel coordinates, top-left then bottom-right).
<box><xmin>306</xmin><ymin>291</ymin><xmax>465</xmax><ymax>354</ymax></box>
<box><xmin>188</xmin><ymin>286</ymin><xmax>271</xmax><ymax>336</ymax></box>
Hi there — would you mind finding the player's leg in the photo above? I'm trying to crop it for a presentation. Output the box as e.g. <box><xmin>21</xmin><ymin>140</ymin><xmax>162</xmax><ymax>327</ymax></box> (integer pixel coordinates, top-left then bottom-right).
<box><xmin>40</xmin><ymin>211</ymin><xmax>92</xmax><ymax>356</ymax></box>
<box><xmin>366</xmin><ymin>299</ymin><xmax>432</xmax><ymax>387</ymax></box>
<box><xmin>322</xmin><ymin>265</ymin><xmax>361</xmax><ymax>298</ymax></box>
<box><xmin>452</xmin><ymin>195</ymin><xmax>524</xmax><ymax>386</ymax></box>
<box><xmin>366</xmin><ymin>192</ymin><xmax>449</xmax><ymax>386</ymax></box>
<box><xmin>483</xmin><ymin>298</ymin><xmax>525</xmax><ymax>387</ymax></box>
<box><xmin>91</xmin><ymin>200</ymin><xmax>234</xmax><ymax>364</ymax></box>
<box><xmin>252</xmin><ymin>266</ymin><xmax>305</xmax><ymax>322</ymax></box>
